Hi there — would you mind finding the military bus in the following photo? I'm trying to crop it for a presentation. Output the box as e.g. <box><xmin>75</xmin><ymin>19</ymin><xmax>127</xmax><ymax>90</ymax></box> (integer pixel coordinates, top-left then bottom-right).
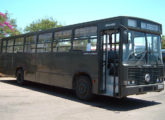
<box><xmin>0</xmin><ymin>16</ymin><xmax>164</xmax><ymax>100</ymax></box>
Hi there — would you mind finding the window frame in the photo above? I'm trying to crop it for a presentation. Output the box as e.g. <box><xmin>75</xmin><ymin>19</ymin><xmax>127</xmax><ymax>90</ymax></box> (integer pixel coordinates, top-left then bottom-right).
<box><xmin>13</xmin><ymin>37</ymin><xmax>24</xmax><ymax>53</ymax></box>
<box><xmin>36</xmin><ymin>32</ymin><xmax>53</xmax><ymax>53</ymax></box>
<box><xmin>24</xmin><ymin>35</ymin><xmax>37</xmax><ymax>53</ymax></box>
<box><xmin>6</xmin><ymin>39</ymin><xmax>14</xmax><ymax>53</ymax></box>
<box><xmin>53</xmin><ymin>39</ymin><xmax>71</xmax><ymax>52</ymax></box>
<box><xmin>73</xmin><ymin>26</ymin><xmax>98</xmax><ymax>52</ymax></box>
<box><xmin>53</xmin><ymin>29</ymin><xmax>72</xmax><ymax>53</ymax></box>
<box><xmin>2</xmin><ymin>39</ymin><xmax>7</xmax><ymax>53</ymax></box>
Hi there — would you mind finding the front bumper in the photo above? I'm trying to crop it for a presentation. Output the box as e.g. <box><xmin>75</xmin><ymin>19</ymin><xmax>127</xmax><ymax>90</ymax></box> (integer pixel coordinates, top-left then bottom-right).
<box><xmin>121</xmin><ymin>83</ymin><xmax>164</xmax><ymax>97</ymax></box>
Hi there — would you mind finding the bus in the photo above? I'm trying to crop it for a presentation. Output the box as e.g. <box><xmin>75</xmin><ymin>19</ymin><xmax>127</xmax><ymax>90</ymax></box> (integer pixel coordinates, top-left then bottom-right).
<box><xmin>0</xmin><ymin>16</ymin><xmax>164</xmax><ymax>100</ymax></box>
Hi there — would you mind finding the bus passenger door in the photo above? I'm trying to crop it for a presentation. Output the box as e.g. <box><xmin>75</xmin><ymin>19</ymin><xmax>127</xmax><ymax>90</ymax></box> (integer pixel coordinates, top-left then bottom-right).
<box><xmin>100</xmin><ymin>30</ymin><xmax>120</xmax><ymax>96</ymax></box>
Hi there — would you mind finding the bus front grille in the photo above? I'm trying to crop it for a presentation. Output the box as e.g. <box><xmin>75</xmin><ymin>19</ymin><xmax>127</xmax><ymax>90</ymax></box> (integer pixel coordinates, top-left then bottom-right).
<box><xmin>128</xmin><ymin>67</ymin><xmax>163</xmax><ymax>85</ymax></box>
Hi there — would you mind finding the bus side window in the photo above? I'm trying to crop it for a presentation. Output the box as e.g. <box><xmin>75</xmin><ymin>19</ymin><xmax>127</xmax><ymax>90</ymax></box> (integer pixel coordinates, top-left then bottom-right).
<box><xmin>86</xmin><ymin>42</ymin><xmax>91</xmax><ymax>51</ymax></box>
<box><xmin>14</xmin><ymin>37</ymin><xmax>24</xmax><ymax>53</ymax></box>
<box><xmin>53</xmin><ymin>40</ymin><xmax>71</xmax><ymax>52</ymax></box>
<box><xmin>37</xmin><ymin>33</ymin><xmax>52</xmax><ymax>53</ymax></box>
<box><xmin>73</xmin><ymin>39</ymin><xmax>88</xmax><ymax>51</ymax></box>
<box><xmin>2</xmin><ymin>40</ymin><xmax>7</xmax><ymax>53</ymax></box>
<box><xmin>53</xmin><ymin>30</ymin><xmax>72</xmax><ymax>52</ymax></box>
<box><xmin>89</xmin><ymin>38</ymin><xmax>97</xmax><ymax>51</ymax></box>
<box><xmin>73</xmin><ymin>26</ymin><xmax>97</xmax><ymax>51</ymax></box>
<box><xmin>7</xmin><ymin>39</ymin><xmax>14</xmax><ymax>53</ymax></box>
<box><xmin>0</xmin><ymin>40</ymin><xmax>1</xmax><ymax>52</ymax></box>
<box><xmin>24</xmin><ymin>35</ymin><xmax>37</xmax><ymax>53</ymax></box>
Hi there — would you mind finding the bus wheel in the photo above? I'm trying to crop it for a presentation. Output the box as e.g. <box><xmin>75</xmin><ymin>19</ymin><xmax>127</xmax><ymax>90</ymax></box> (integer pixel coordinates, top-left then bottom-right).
<box><xmin>75</xmin><ymin>76</ymin><xmax>93</xmax><ymax>100</ymax></box>
<box><xmin>16</xmin><ymin>69</ymin><xmax>25</xmax><ymax>85</ymax></box>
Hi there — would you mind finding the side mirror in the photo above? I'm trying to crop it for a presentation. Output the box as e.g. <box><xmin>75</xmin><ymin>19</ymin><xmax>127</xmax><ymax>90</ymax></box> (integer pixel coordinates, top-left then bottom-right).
<box><xmin>123</xmin><ymin>30</ymin><xmax>128</xmax><ymax>43</ymax></box>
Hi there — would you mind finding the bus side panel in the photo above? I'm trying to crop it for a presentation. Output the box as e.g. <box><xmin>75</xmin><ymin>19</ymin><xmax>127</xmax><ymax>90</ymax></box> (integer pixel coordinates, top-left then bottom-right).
<box><xmin>35</xmin><ymin>53</ymin><xmax>73</xmax><ymax>89</ymax></box>
<box><xmin>15</xmin><ymin>53</ymin><xmax>37</xmax><ymax>82</ymax></box>
<box><xmin>24</xmin><ymin>54</ymin><xmax>37</xmax><ymax>82</ymax></box>
<box><xmin>71</xmin><ymin>53</ymin><xmax>99</xmax><ymax>94</ymax></box>
<box><xmin>0</xmin><ymin>54</ymin><xmax>15</xmax><ymax>76</ymax></box>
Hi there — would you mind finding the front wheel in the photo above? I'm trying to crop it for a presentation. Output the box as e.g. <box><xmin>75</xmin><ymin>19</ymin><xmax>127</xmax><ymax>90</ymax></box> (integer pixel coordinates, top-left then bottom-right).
<box><xmin>16</xmin><ymin>69</ymin><xmax>25</xmax><ymax>85</ymax></box>
<box><xmin>75</xmin><ymin>76</ymin><xmax>93</xmax><ymax>100</ymax></box>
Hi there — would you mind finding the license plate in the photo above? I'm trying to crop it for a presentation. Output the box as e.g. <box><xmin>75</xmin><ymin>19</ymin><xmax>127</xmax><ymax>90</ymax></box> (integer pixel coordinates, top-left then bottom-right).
<box><xmin>158</xmin><ymin>84</ymin><xmax>164</xmax><ymax>90</ymax></box>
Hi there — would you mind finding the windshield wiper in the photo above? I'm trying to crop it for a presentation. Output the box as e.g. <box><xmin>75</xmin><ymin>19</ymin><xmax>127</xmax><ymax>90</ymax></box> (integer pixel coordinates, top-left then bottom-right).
<box><xmin>135</xmin><ymin>51</ymin><xmax>146</xmax><ymax>59</ymax></box>
<box><xmin>134</xmin><ymin>51</ymin><xmax>147</xmax><ymax>65</ymax></box>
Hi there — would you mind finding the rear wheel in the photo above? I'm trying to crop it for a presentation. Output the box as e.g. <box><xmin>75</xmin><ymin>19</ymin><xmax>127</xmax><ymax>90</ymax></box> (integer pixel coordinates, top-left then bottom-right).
<box><xmin>16</xmin><ymin>69</ymin><xmax>25</xmax><ymax>85</ymax></box>
<box><xmin>75</xmin><ymin>76</ymin><xmax>93</xmax><ymax>100</ymax></box>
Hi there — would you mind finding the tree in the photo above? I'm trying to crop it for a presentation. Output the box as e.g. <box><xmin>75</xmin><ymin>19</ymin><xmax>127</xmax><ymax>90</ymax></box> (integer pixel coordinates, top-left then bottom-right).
<box><xmin>24</xmin><ymin>17</ymin><xmax>62</xmax><ymax>33</ymax></box>
<box><xmin>9</xmin><ymin>18</ymin><xmax>21</xmax><ymax>35</ymax></box>
<box><xmin>0</xmin><ymin>12</ymin><xmax>21</xmax><ymax>39</ymax></box>
<box><xmin>0</xmin><ymin>12</ymin><xmax>14</xmax><ymax>38</ymax></box>
<box><xmin>161</xmin><ymin>35</ymin><xmax>165</xmax><ymax>49</ymax></box>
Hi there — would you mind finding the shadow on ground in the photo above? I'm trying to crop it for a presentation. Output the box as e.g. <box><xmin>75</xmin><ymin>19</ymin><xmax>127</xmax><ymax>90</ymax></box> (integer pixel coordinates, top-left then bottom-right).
<box><xmin>0</xmin><ymin>79</ymin><xmax>161</xmax><ymax>112</ymax></box>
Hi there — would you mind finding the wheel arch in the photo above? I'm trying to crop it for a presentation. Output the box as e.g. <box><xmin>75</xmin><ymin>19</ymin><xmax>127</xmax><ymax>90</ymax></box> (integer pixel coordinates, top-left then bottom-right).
<box><xmin>15</xmin><ymin>66</ymin><xmax>24</xmax><ymax>76</ymax></box>
<box><xmin>72</xmin><ymin>72</ymin><xmax>92</xmax><ymax>90</ymax></box>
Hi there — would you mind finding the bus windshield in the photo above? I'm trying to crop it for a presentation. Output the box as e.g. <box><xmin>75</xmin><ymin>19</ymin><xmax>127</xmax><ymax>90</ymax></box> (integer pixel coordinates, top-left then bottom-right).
<box><xmin>123</xmin><ymin>31</ymin><xmax>163</xmax><ymax>66</ymax></box>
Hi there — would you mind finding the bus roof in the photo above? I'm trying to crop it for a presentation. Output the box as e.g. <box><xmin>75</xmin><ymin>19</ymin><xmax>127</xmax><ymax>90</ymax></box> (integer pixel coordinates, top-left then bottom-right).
<box><xmin>2</xmin><ymin>16</ymin><xmax>162</xmax><ymax>40</ymax></box>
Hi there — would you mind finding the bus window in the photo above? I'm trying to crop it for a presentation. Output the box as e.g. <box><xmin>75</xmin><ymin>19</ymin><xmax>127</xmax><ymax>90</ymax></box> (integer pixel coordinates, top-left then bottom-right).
<box><xmin>0</xmin><ymin>40</ymin><xmax>1</xmax><ymax>52</ymax></box>
<box><xmin>37</xmin><ymin>33</ymin><xmax>52</xmax><ymax>53</ymax></box>
<box><xmin>25</xmin><ymin>35</ymin><xmax>36</xmax><ymax>44</ymax></box>
<box><xmin>90</xmin><ymin>38</ymin><xmax>97</xmax><ymax>51</ymax></box>
<box><xmin>53</xmin><ymin>40</ymin><xmax>71</xmax><ymax>52</ymax></box>
<box><xmin>54</xmin><ymin>30</ymin><xmax>72</xmax><ymax>41</ymax></box>
<box><xmin>53</xmin><ymin>30</ymin><xmax>72</xmax><ymax>52</ymax></box>
<box><xmin>15</xmin><ymin>37</ymin><xmax>24</xmax><ymax>45</ymax></box>
<box><xmin>8</xmin><ymin>39</ymin><xmax>14</xmax><ymax>45</ymax></box>
<box><xmin>38</xmin><ymin>33</ymin><xmax>52</xmax><ymax>43</ymax></box>
<box><xmin>24</xmin><ymin>35</ymin><xmax>37</xmax><ymax>53</ymax></box>
<box><xmin>44</xmin><ymin>43</ymin><xmax>51</xmax><ymax>52</ymax></box>
<box><xmin>73</xmin><ymin>39</ymin><xmax>97</xmax><ymax>51</ymax></box>
<box><xmin>14</xmin><ymin>46</ymin><xmax>23</xmax><ymax>53</ymax></box>
<box><xmin>14</xmin><ymin>37</ymin><xmax>24</xmax><ymax>53</ymax></box>
<box><xmin>2</xmin><ymin>40</ymin><xmax>7</xmax><ymax>53</ymax></box>
<box><xmin>7</xmin><ymin>39</ymin><xmax>14</xmax><ymax>53</ymax></box>
<box><xmin>73</xmin><ymin>26</ymin><xmax>97</xmax><ymax>51</ymax></box>
<box><xmin>73</xmin><ymin>39</ymin><xmax>88</xmax><ymax>51</ymax></box>
<box><xmin>75</xmin><ymin>26</ymin><xmax>97</xmax><ymax>39</ymax></box>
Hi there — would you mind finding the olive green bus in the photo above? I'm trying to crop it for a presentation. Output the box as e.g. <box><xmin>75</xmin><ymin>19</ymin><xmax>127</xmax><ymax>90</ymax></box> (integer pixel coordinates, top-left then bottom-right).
<box><xmin>0</xmin><ymin>16</ymin><xmax>164</xmax><ymax>100</ymax></box>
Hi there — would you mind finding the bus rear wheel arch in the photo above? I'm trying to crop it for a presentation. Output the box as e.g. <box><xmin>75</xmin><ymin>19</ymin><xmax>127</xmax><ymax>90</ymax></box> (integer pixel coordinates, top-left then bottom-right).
<box><xmin>16</xmin><ymin>68</ymin><xmax>25</xmax><ymax>85</ymax></box>
<box><xmin>74</xmin><ymin>75</ymin><xmax>93</xmax><ymax>100</ymax></box>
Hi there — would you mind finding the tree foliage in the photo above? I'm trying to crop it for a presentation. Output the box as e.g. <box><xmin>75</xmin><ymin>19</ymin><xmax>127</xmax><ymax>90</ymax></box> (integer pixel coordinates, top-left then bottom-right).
<box><xmin>0</xmin><ymin>12</ymin><xmax>21</xmax><ymax>39</ymax></box>
<box><xmin>9</xmin><ymin>18</ymin><xmax>21</xmax><ymax>35</ymax></box>
<box><xmin>24</xmin><ymin>17</ymin><xmax>62</xmax><ymax>33</ymax></box>
<box><xmin>0</xmin><ymin>12</ymin><xmax>14</xmax><ymax>38</ymax></box>
<box><xmin>162</xmin><ymin>35</ymin><xmax>165</xmax><ymax>49</ymax></box>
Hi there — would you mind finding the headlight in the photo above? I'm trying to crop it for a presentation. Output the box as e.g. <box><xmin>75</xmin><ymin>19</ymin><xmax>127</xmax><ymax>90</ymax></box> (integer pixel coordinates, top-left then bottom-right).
<box><xmin>127</xmin><ymin>80</ymin><xmax>135</xmax><ymax>85</ymax></box>
<box><xmin>145</xmin><ymin>74</ymin><xmax>150</xmax><ymax>83</ymax></box>
<box><xmin>132</xmin><ymin>80</ymin><xmax>135</xmax><ymax>84</ymax></box>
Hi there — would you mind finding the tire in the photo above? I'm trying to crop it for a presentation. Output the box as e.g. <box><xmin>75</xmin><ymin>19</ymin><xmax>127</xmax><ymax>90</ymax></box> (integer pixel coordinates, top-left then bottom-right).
<box><xmin>16</xmin><ymin>69</ymin><xmax>25</xmax><ymax>85</ymax></box>
<box><xmin>75</xmin><ymin>76</ymin><xmax>93</xmax><ymax>100</ymax></box>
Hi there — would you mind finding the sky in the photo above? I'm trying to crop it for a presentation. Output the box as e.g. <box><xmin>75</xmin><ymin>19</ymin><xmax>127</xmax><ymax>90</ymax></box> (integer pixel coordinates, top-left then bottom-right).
<box><xmin>1</xmin><ymin>0</ymin><xmax>165</xmax><ymax>35</ymax></box>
